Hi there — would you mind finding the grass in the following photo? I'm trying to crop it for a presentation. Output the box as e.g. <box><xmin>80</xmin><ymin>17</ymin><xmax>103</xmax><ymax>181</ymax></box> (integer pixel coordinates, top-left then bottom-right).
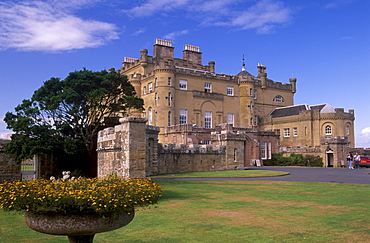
<box><xmin>1</xmin><ymin>173</ymin><xmax>370</xmax><ymax>242</ymax></box>
<box><xmin>151</xmin><ymin>169</ymin><xmax>289</xmax><ymax>178</ymax></box>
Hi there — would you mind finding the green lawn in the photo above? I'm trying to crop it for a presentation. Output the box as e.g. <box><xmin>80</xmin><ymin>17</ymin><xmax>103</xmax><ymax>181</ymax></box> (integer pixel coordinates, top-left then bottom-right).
<box><xmin>151</xmin><ymin>169</ymin><xmax>289</xmax><ymax>178</ymax></box>
<box><xmin>1</xmin><ymin>175</ymin><xmax>370</xmax><ymax>242</ymax></box>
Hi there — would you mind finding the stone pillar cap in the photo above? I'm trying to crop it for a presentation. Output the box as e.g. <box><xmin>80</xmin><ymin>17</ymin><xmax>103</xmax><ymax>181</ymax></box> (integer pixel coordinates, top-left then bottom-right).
<box><xmin>119</xmin><ymin>117</ymin><xmax>148</xmax><ymax>123</ymax></box>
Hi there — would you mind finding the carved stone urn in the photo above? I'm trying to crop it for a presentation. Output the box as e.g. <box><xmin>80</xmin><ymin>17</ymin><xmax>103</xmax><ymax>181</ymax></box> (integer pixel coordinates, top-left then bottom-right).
<box><xmin>24</xmin><ymin>209</ymin><xmax>135</xmax><ymax>243</ymax></box>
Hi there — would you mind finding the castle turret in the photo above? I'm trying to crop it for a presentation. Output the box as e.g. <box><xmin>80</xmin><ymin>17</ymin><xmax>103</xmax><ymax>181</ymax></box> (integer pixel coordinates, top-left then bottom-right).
<box><xmin>140</xmin><ymin>49</ymin><xmax>148</xmax><ymax>68</ymax></box>
<box><xmin>289</xmin><ymin>78</ymin><xmax>297</xmax><ymax>93</ymax></box>
<box><xmin>238</xmin><ymin>58</ymin><xmax>255</xmax><ymax>127</ymax></box>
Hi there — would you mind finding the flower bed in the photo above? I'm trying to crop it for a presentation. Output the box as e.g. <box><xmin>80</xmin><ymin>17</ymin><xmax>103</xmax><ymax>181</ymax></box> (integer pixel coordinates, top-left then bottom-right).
<box><xmin>0</xmin><ymin>177</ymin><xmax>162</xmax><ymax>216</ymax></box>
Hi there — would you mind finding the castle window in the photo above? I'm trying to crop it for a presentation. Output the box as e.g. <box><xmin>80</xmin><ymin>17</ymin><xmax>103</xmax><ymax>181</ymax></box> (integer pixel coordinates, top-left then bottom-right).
<box><xmin>204</xmin><ymin>111</ymin><xmax>212</xmax><ymax>128</ymax></box>
<box><xmin>228</xmin><ymin>113</ymin><xmax>234</xmax><ymax>126</ymax></box>
<box><xmin>179</xmin><ymin>79</ymin><xmax>187</xmax><ymax>90</ymax></box>
<box><xmin>274</xmin><ymin>129</ymin><xmax>280</xmax><ymax>136</ymax></box>
<box><xmin>325</xmin><ymin>125</ymin><xmax>332</xmax><ymax>135</ymax></box>
<box><xmin>166</xmin><ymin>92</ymin><xmax>172</xmax><ymax>106</ymax></box>
<box><xmin>204</xmin><ymin>82</ymin><xmax>212</xmax><ymax>93</ymax></box>
<box><xmin>168</xmin><ymin>77</ymin><xmax>171</xmax><ymax>86</ymax></box>
<box><xmin>273</xmin><ymin>95</ymin><xmax>285</xmax><ymax>103</ymax></box>
<box><xmin>180</xmin><ymin>109</ymin><xmax>187</xmax><ymax>124</ymax></box>
<box><xmin>250</xmin><ymin>88</ymin><xmax>253</xmax><ymax>96</ymax></box>
<box><xmin>168</xmin><ymin>111</ymin><xmax>171</xmax><ymax>126</ymax></box>
<box><xmin>293</xmin><ymin>127</ymin><xmax>298</xmax><ymax>137</ymax></box>
<box><xmin>254</xmin><ymin>89</ymin><xmax>257</xmax><ymax>99</ymax></box>
<box><xmin>268</xmin><ymin>142</ymin><xmax>272</xmax><ymax>159</ymax></box>
<box><xmin>346</xmin><ymin>125</ymin><xmax>350</xmax><ymax>135</ymax></box>
<box><xmin>261</xmin><ymin>142</ymin><xmax>267</xmax><ymax>159</ymax></box>
<box><xmin>227</xmin><ymin>86</ymin><xmax>234</xmax><ymax>96</ymax></box>
<box><xmin>143</xmin><ymin>86</ymin><xmax>146</xmax><ymax>95</ymax></box>
<box><xmin>148</xmin><ymin>82</ymin><xmax>153</xmax><ymax>93</ymax></box>
<box><xmin>284</xmin><ymin>128</ymin><xmax>290</xmax><ymax>137</ymax></box>
<box><xmin>148</xmin><ymin>107</ymin><xmax>153</xmax><ymax>125</ymax></box>
<box><xmin>155</xmin><ymin>93</ymin><xmax>159</xmax><ymax>105</ymax></box>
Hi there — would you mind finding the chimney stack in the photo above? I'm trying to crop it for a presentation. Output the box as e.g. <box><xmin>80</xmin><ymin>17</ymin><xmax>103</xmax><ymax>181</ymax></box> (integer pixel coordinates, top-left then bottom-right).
<box><xmin>183</xmin><ymin>44</ymin><xmax>202</xmax><ymax>65</ymax></box>
<box><xmin>154</xmin><ymin>38</ymin><xmax>174</xmax><ymax>59</ymax></box>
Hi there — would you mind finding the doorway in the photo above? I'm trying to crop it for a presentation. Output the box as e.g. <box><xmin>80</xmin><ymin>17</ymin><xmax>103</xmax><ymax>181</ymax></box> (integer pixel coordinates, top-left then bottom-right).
<box><xmin>326</xmin><ymin>150</ymin><xmax>334</xmax><ymax>167</ymax></box>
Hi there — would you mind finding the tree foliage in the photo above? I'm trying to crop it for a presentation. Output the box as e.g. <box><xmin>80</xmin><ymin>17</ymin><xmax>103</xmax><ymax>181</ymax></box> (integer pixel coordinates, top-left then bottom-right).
<box><xmin>5</xmin><ymin>69</ymin><xmax>143</xmax><ymax>165</ymax></box>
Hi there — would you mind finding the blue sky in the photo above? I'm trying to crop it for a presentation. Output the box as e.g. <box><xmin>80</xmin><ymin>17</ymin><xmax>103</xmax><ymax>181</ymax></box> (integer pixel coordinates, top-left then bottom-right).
<box><xmin>0</xmin><ymin>0</ymin><xmax>369</xmax><ymax>147</ymax></box>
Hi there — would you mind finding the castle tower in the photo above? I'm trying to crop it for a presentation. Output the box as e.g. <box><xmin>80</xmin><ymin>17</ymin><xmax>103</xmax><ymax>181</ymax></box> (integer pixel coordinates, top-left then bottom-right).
<box><xmin>152</xmin><ymin>39</ymin><xmax>176</xmax><ymax>140</ymax></box>
<box><xmin>238</xmin><ymin>57</ymin><xmax>255</xmax><ymax>127</ymax></box>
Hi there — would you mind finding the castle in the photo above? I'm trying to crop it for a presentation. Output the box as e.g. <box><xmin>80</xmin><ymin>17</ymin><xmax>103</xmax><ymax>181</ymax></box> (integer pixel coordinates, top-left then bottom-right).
<box><xmin>107</xmin><ymin>38</ymin><xmax>354</xmax><ymax>171</ymax></box>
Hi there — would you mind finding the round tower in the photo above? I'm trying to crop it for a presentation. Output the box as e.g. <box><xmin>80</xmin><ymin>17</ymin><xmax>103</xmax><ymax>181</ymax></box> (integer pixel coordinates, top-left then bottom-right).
<box><xmin>153</xmin><ymin>68</ymin><xmax>176</xmax><ymax>140</ymax></box>
<box><xmin>238</xmin><ymin>58</ymin><xmax>255</xmax><ymax>127</ymax></box>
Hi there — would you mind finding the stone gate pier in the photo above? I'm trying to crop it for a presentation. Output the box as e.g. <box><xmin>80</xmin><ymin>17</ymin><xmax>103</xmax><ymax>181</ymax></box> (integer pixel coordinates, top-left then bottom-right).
<box><xmin>97</xmin><ymin>117</ymin><xmax>149</xmax><ymax>179</ymax></box>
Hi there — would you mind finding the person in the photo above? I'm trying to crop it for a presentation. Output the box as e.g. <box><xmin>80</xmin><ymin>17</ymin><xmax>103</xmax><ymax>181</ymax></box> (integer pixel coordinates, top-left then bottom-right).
<box><xmin>353</xmin><ymin>152</ymin><xmax>361</xmax><ymax>169</ymax></box>
<box><xmin>347</xmin><ymin>152</ymin><xmax>353</xmax><ymax>169</ymax></box>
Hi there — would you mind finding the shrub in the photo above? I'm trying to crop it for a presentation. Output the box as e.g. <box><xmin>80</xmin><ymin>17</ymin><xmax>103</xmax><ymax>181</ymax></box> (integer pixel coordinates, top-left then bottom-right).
<box><xmin>264</xmin><ymin>152</ymin><xmax>323</xmax><ymax>167</ymax></box>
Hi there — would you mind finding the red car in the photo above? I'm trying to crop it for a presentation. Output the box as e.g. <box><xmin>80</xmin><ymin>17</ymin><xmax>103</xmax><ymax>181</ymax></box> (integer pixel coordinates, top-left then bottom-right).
<box><xmin>359</xmin><ymin>156</ymin><xmax>370</xmax><ymax>167</ymax></box>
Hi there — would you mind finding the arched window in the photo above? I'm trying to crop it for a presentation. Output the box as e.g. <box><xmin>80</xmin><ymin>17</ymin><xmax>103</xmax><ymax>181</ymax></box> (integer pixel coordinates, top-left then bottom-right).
<box><xmin>273</xmin><ymin>95</ymin><xmax>285</xmax><ymax>103</ymax></box>
<box><xmin>345</xmin><ymin>125</ymin><xmax>350</xmax><ymax>135</ymax></box>
<box><xmin>325</xmin><ymin>125</ymin><xmax>332</xmax><ymax>135</ymax></box>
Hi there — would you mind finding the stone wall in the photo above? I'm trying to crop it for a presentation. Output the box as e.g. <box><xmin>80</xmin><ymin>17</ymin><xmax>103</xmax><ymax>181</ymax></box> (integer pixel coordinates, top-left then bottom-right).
<box><xmin>151</xmin><ymin>144</ymin><xmax>228</xmax><ymax>175</ymax></box>
<box><xmin>97</xmin><ymin>117</ymin><xmax>280</xmax><ymax>178</ymax></box>
<box><xmin>0</xmin><ymin>139</ymin><xmax>21</xmax><ymax>182</ymax></box>
<box><xmin>0</xmin><ymin>139</ymin><xmax>20</xmax><ymax>174</ymax></box>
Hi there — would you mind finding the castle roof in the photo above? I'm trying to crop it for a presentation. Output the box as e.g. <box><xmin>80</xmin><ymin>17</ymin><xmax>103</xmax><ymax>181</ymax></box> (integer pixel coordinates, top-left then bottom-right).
<box><xmin>236</xmin><ymin>70</ymin><xmax>253</xmax><ymax>78</ymax></box>
<box><xmin>269</xmin><ymin>104</ymin><xmax>335</xmax><ymax>118</ymax></box>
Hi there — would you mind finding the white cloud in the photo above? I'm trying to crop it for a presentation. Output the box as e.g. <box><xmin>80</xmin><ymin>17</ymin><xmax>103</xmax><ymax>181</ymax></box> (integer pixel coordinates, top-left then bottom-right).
<box><xmin>216</xmin><ymin>0</ymin><xmax>292</xmax><ymax>34</ymax></box>
<box><xmin>0</xmin><ymin>0</ymin><xmax>119</xmax><ymax>52</ymax></box>
<box><xmin>123</xmin><ymin>0</ymin><xmax>190</xmax><ymax>18</ymax></box>
<box><xmin>122</xmin><ymin>0</ymin><xmax>292</xmax><ymax>34</ymax></box>
<box><xmin>163</xmin><ymin>30</ymin><xmax>189</xmax><ymax>40</ymax></box>
<box><xmin>131</xmin><ymin>28</ymin><xmax>146</xmax><ymax>36</ymax></box>
<box><xmin>0</xmin><ymin>116</ymin><xmax>12</xmax><ymax>139</ymax></box>
<box><xmin>356</xmin><ymin>127</ymin><xmax>370</xmax><ymax>148</ymax></box>
<box><xmin>0</xmin><ymin>131</ymin><xmax>12</xmax><ymax>139</ymax></box>
<box><xmin>324</xmin><ymin>0</ymin><xmax>356</xmax><ymax>9</ymax></box>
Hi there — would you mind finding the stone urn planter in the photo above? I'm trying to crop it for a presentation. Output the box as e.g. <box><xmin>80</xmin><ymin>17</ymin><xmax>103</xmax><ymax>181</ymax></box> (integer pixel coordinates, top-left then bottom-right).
<box><xmin>24</xmin><ymin>209</ymin><xmax>135</xmax><ymax>243</ymax></box>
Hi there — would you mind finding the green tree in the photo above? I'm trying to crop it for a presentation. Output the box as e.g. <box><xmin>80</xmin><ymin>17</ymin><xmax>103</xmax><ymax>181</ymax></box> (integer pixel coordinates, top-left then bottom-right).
<box><xmin>4</xmin><ymin>69</ymin><xmax>143</xmax><ymax>176</ymax></box>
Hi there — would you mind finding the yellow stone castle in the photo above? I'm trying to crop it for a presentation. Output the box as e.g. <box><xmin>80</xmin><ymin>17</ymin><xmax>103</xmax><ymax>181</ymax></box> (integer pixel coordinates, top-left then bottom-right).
<box><xmin>118</xmin><ymin>38</ymin><xmax>355</xmax><ymax>167</ymax></box>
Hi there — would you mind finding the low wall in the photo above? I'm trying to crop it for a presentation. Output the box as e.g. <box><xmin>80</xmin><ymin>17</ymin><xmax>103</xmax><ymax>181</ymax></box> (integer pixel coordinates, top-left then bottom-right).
<box><xmin>148</xmin><ymin>144</ymin><xmax>229</xmax><ymax>175</ymax></box>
